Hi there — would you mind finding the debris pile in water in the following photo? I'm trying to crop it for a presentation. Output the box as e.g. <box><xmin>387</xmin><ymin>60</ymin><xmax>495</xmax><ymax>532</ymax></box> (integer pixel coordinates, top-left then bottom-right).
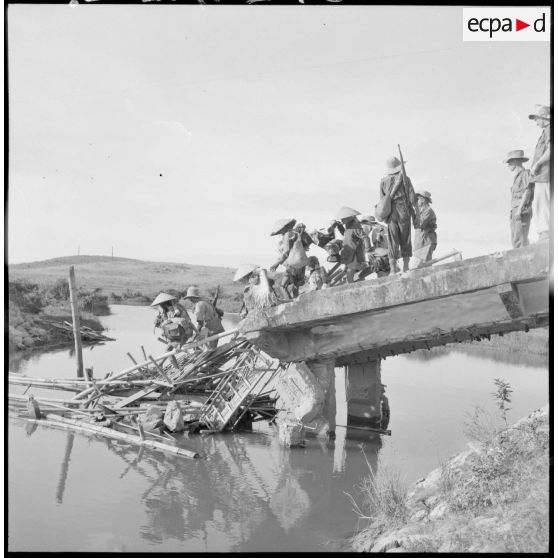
<box><xmin>9</xmin><ymin>332</ymin><xmax>284</xmax><ymax>460</ymax></box>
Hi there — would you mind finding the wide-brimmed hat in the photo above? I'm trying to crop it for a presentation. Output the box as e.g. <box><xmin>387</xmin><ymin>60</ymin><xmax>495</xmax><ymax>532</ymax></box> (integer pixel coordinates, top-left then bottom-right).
<box><xmin>416</xmin><ymin>190</ymin><xmax>432</xmax><ymax>203</ymax></box>
<box><xmin>184</xmin><ymin>286</ymin><xmax>203</xmax><ymax>300</ymax></box>
<box><xmin>528</xmin><ymin>104</ymin><xmax>550</xmax><ymax>121</ymax></box>
<box><xmin>503</xmin><ymin>150</ymin><xmax>529</xmax><ymax>164</ymax></box>
<box><xmin>234</xmin><ymin>263</ymin><xmax>260</xmax><ymax>282</ymax></box>
<box><xmin>386</xmin><ymin>156</ymin><xmax>407</xmax><ymax>175</ymax></box>
<box><xmin>270</xmin><ymin>218</ymin><xmax>296</xmax><ymax>236</ymax></box>
<box><xmin>150</xmin><ymin>292</ymin><xmax>176</xmax><ymax>306</ymax></box>
<box><xmin>360</xmin><ymin>215</ymin><xmax>377</xmax><ymax>225</ymax></box>
<box><xmin>336</xmin><ymin>206</ymin><xmax>360</xmax><ymax>220</ymax></box>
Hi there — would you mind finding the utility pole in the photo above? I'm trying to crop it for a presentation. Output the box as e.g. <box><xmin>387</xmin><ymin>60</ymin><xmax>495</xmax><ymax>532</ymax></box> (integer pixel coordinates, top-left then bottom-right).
<box><xmin>78</xmin><ymin>245</ymin><xmax>80</xmax><ymax>256</ymax></box>
<box><xmin>68</xmin><ymin>266</ymin><xmax>85</xmax><ymax>382</ymax></box>
<box><xmin>111</xmin><ymin>246</ymin><xmax>113</xmax><ymax>259</ymax></box>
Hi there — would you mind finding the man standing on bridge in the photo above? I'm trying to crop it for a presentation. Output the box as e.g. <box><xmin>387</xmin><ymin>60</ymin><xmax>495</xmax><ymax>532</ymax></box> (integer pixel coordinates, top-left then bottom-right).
<box><xmin>378</xmin><ymin>155</ymin><xmax>418</xmax><ymax>274</ymax></box>
<box><xmin>528</xmin><ymin>104</ymin><xmax>551</xmax><ymax>241</ymax></box>
<box><xmin>504</xmin><ymin>150</ymin><xmax>533</xmax><ymax>248</ymax></box>
<box><xmin>413</xmin><ymin>190</ymin><xmax>437</xmax><ymax>262</ymax></box>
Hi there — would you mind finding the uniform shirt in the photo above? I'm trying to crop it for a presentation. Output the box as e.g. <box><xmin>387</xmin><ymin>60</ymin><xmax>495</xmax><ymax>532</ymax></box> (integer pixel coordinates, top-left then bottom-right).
<box><xmin>414</xmin><ymin>205</ymin><xmax>437</xmax><ymax>232</ymax></box>
<box><xmin>342</xmin><ymin>217</ymin><xmax>367</xmax><ymax>263</ymax></box>
<box><xmin>193</xmin><ymin>300</ymin><xmax>224</xmax><ymax>334</ymax></box>
<box><xmin>510</xmin><ymin>168</ymin><xmax>534</xmax><ymax>212</ymax></box>
<box><xmin>532</xmin><ymin>125</ymin><xmax>550</xmax><ymax>183</ymax></box>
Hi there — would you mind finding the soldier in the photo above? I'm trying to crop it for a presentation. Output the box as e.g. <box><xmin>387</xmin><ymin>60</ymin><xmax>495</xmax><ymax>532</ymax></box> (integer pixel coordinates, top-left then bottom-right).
<box><xmin>528</xmin><ymin>105</ymin><xmax>551</xmax><ymax>241</ymax></box>
<box><xmin>183</xmin><ymin>286</ymin><xmax>225</xmax><ymax>349</ymax></box>
<box><xmin>151</xmin><ymin>292</ymin><xmax>196</xmax><ymax>349</ymax></box>
<box><xmin>379</xmin><ymin>156</ymin><xmax>418</xmax><ymax>274</ymax></box>
<box><xmin>336</xmin><ymin>206</ymin><xmax>368</xmax><ymax>284</ymax></box>
<box><xmin>269</xmin><ymin>218</ymin><xmax>313</xmax><ymax>299</ymax></box>
<box><xmin>413</xmin><ymin>190</ymin><xmax>438</xmax><ymax>262</ymax></box>
<box><xmin>305</xmin><ymin>256</ymin><xmax>328</xmax><ymax>291</ymax></box>
<box><xmin>504</xmin><ymin>150</ymin><xmax>534</xmax><ymax>248</ymax></box>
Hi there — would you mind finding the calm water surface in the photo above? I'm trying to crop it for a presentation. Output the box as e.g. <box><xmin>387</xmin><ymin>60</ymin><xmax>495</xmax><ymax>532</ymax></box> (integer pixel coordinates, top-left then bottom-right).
<box><xmin>8</xmin><ymin>305</ymin><xmax>548</xmax><ymax>552</ymax></box>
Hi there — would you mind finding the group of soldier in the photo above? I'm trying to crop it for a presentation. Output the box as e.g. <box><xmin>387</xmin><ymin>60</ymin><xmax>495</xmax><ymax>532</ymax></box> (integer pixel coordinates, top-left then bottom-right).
<box><xmin>151</xmin><ymin>287</ymin><xmax>225</xmax><ymax>350</ymax></box>
<box><xmin>234</xmin><ymin>150</ymin><xmax>439</xmax><ymax>316</ymax></box>
<box><xmin>506</xmin><ymin>104</ymin><xmax>551</xmax><ymax>248</ymax></box>
<box><xmin>151</xmin><ymin>103</ymin><xmax>550</xmax><ymax>339</ymax></box>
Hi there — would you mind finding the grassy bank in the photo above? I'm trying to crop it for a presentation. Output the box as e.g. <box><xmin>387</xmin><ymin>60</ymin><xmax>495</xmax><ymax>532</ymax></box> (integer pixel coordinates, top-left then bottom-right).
<box><xmin>10</xmin><ymin>255</ymin><xmax>244</xmax><ymax>313</ymax></box>
<box><xmin>351</xmin><ymin>398</ymin><xmax>549</xmax><ymax>552</ymax></box>
<box><xmin>8</xmin><ymin>279</ymin><xmax>107</xmax><ymax>352</ymax></box>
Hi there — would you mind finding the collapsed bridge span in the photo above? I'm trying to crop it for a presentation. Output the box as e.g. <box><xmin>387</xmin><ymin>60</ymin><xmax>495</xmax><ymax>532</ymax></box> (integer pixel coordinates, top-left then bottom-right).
<box><xmin>238</xmin><ymin>242</ymin><xmax>549</xmax><ymax>434</ymax></box>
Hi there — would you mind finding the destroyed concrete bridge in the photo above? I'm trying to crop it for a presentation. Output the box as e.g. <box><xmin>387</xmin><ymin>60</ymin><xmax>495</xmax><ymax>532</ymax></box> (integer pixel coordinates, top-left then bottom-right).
<box><xmin>239</xmin><ymin>242</ymin><xmax>550</xmax><ymax>430</ymax></box>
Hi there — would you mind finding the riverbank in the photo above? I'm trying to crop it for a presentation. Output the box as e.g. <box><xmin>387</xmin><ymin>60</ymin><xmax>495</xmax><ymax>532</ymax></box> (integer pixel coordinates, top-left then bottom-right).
<box><xmin>10</xmin><ymin>255</ymin><xmax>244</xmax><ymax>313</ymax></box>
<box><xmin>8</xmin><ymin>279</ymin><xmax>106</xmax><ymax>353</ymax></box>
<box><xmin>351</xmin><ymin>405</ymin><xmax>549</xmax><ymax>553</ymax></box>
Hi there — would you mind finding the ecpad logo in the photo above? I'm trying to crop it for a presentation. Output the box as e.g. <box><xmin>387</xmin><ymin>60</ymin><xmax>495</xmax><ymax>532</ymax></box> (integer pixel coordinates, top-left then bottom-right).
<box><xmin>463</xmin><ymin>8</ymin><xmax>550</xmax><ymax>42</ymax></box>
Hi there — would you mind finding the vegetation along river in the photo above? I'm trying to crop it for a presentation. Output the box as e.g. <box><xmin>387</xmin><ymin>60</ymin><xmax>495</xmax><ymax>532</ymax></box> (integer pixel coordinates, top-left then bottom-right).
<box><xmin>8</xmin><ymin>304</ymin><xmax>548</xmax><ymax>552</ymax></box>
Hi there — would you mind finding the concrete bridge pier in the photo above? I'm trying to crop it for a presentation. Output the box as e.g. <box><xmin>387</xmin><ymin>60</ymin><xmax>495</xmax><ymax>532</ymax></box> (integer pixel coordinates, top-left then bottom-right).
<box><xmin>305</xmin><ymin>359</ymin><xmax>336</xmax><ymax>436</ymax></box>
<box><xmin>345</xmin><ymin>360</ymin><xmax>382</xmax><ymax>428</ymax></box>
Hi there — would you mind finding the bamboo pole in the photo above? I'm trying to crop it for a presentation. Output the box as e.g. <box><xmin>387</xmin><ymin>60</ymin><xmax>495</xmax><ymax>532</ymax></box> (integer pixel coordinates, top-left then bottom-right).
<box><xmin>41</xmin><ymin>414</ymin><xmax>199</xmax><ymax>459</ymax></box>
<box><xmin>71</xmin><ymin>328</ymin><xmax>239</xmax><ymax>402</ymax></box>
<box><xmin>148</xmin><ymin>356</ymin><xmax>172</xmax><ymax>385</ymax></box>
<box><xmin>68</xmin><ymin>266</ymin><xmax>85</xmax><ymax>382</ymax></box>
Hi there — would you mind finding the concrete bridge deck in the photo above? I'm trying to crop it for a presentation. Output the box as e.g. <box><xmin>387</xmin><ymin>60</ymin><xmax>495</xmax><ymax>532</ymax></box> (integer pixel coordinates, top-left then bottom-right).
<box><xmin>239</xmin><ymin>242</ymin><xmax>550</xmax><ymax>365</ymax></box>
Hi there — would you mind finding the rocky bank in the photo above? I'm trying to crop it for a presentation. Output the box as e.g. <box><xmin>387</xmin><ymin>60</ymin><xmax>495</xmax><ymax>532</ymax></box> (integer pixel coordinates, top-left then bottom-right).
<box><xmin>352</xmin><ymin>406</ymin><xmax>549</xmax><ymax>553</ymax></box>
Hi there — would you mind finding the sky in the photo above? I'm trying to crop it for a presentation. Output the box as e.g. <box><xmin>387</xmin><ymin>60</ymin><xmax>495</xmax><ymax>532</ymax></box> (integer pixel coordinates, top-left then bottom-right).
<box><xmin>7</xmin><ymin>4</ymin><xmax>551</xmax><ymax>268</ymax></box>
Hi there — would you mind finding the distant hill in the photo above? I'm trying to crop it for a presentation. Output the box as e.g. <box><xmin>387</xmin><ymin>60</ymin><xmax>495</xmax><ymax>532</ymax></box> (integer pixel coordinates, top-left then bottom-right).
<box><xmin>9</xmin><ymin>254</ymin><xmax>243</xmax><ymax>311</ymax></box>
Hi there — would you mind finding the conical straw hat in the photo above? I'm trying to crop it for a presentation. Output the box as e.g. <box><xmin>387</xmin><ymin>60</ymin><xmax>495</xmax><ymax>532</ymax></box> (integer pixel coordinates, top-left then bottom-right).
<box><xmin>270</xmin><ymin>218</ymin><xmax>296</xmax><ymax>236</ymax></box>
<box><xmin>336</xmin><ymin>206</ymin><xmax>360</xmax><ymax>220</ymax></box>
<box><xmin>234</xmin><ymin>264</ymin><xmax>260</xmax><ymax>282</ymax></box>
<box><xmin>151</xmin><ymin>292</ymin><xmax>176</xmax><ymax>306</ymax></box>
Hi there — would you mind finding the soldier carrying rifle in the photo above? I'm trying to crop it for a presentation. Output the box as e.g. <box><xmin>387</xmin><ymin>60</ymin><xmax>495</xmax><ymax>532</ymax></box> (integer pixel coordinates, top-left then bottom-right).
<box><xmin>376</xmin><ymin>147</ymin><xmax>418</xmax><ymax>274</ymax></box>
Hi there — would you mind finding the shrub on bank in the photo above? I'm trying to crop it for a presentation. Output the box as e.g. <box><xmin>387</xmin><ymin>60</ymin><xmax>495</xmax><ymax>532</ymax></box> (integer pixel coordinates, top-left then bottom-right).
<box><xmin>351</xmin><ymin>383</ymin><xmax>549</xmax><ymax>553</ymax></box>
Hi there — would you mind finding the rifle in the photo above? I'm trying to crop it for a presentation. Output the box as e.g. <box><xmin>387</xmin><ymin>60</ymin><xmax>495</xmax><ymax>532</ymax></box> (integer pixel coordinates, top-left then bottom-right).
<box><xmin>397</xmin><ymin>144</ymin><xmax>416</xmax><ymax>222</ymax></box>
<box><xmin>211</xmin><ymin>285</ymin><xmax>220</xmax><ymax>307</ymax></box>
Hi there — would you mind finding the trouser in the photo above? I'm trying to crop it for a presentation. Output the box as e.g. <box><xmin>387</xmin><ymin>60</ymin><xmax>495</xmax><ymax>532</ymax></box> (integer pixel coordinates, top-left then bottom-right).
<box><xmin>414</xmin><ymin>231</ymin><xmax>437</xmax><ymax>261</ymax></box>
<box><xmin>532</xmin><ymin>182</ymin><xmax>550</xmax><ymax>238</ymax></box>
<box><xmin>281</xmin><ymin>266</ymin><xmax>306</xmax><ymax>298</ymax></box>
<box><xmin>510</xmin><ymin>210</ymin><xmax>531</xmax><ymax>248</ymax></box>
<box><xmin>387</xmin><ymin>202</ymin><xmax>412</xmax><ymax>260</ymax></box>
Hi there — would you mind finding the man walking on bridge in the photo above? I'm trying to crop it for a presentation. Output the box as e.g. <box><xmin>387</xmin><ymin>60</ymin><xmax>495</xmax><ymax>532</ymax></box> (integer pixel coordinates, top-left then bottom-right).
<box><xmin>378</xmin><ymin>156</ymin><xmax>418</xmax><ymax>274</ymax></box>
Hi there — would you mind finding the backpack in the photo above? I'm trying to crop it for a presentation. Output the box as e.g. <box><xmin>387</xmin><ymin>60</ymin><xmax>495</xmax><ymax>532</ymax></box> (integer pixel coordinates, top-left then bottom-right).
<box><xmin>285</xmin><ymin>234</ymin><xmax>309</xmax><ymax>269</ymax></box>
<box><xmin>162</xmin><ymin>320</ymin><xmax>185</xmax><ymax>342</ymax></box>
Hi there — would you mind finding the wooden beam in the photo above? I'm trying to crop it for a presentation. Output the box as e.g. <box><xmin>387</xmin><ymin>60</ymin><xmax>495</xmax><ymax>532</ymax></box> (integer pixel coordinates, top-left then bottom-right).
<box><xmin>497</xmin><ymin>282</ymin><xmax>525</xmax><ymax>319</ymax></box>
<box><xmin>68</xmin><ymin>266</ymin><xmax>84</xmax><ymax>382</ymax></box>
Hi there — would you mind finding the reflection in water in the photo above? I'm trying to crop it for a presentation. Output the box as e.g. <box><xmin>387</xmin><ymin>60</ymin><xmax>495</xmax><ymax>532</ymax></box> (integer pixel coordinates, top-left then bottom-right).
<box><xmin>403</xmin><ymin>343</ymin><xmax>548</xmax><ymax>369</ymax></box>
<box><xmin>55</xmin><ymin>432</ymin><xmax>75</xmax><ymax>504</ymax></box>
<box><xmin>53</xmin><ymin>423</ymin><xmax>382</xmax><ymax>552</ymax></box>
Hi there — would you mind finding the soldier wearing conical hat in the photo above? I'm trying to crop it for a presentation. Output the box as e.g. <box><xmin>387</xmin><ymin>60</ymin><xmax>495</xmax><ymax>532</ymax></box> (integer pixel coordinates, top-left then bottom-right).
<box><xmin>335</xmin><ymin>206</ymin><xmax>368</xmax><ymax>283</ymax></box>
<box><xmin>528</xmin><ymin>105</ymin><xmax>551</xmax><ymax>241</ymax></box>
<box><xmin>503</xmin><ymin>150</ymin><xmax>534</xmax><ymax>249</ymax></box>
<box><xmin>269</xmin><ymin>218</ymin><xmax>314</xmax><ymax>299</ymax></box>
<box><xmin>151</xmin><ymin>292</ymin><xmax>196</xmax><ymax>349</ymax></box>
<box><xmin>379</xmin><ymin>156</ymin><xmax>418</xmax><ymax>274</ymax></box>
<box><xmin>413</xmin><ymin>190</ymin><xmax>438</xmax><ymax>262</ymax></box>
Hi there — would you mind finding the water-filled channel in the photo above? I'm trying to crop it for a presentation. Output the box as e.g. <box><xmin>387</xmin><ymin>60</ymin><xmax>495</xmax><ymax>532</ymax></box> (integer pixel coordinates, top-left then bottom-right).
<box><xmin>8</xmin><ymin>305</ymin><xmax>548</xmax><ymax>552</ymax></box>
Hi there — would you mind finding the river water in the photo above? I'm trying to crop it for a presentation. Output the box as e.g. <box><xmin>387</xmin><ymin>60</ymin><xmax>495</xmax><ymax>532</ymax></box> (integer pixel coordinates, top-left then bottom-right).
<box><xmin>8</xmin><ymin>305</ymin><xmax>548</xmax><ymax>552</ymax></box>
